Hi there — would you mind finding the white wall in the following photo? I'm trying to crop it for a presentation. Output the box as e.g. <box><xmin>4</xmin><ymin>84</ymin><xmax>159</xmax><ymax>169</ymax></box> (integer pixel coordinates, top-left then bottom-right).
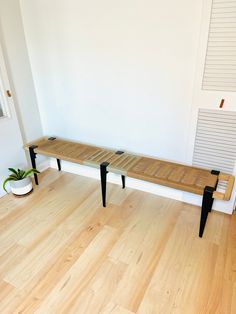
<box><xmin>9</xmin><ymin>0</ymin><xmax>235</xmax><ymax>214</ymax></box>
<box><xmin>0</xmin><ymin>0</ymin><xmax>47</xmax><ymax>197</ymax></box>
<box><xmin>0</xmin><ymin>116</ymin><xmax>26</xmax><ymax>198</ymax></box>
<box><xmin>21</xmin><ymin>0</ymin><xmax>221</xmax><ymax>209</ymax></box>
<box><xmin>20</xmin><ymin>0</ymin><xmax>203</xmax><ymax>163</ymax></box>
<box><xmin>0</xmin><ymin>0</ymin><xmax>43</xmax><ymax>144</ymax></box>
<box><xmin>0</xmin><ymin>42</ymin><xmax>26</xmax><ymax>197</ymax></box>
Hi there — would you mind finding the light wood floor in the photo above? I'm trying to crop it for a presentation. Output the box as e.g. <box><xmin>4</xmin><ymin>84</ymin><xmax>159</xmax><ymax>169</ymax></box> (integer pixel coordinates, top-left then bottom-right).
<box><xmin>0</xmin><ymin>169</ymin><xmax>235</xmax><ymax>314</ymax></box>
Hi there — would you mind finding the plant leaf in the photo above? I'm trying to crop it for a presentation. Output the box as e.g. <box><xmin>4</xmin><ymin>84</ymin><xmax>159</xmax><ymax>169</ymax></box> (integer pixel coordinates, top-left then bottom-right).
<box><xmin>32</xmin><ymin>168</ymin><xmax>40</xmax><ymax>174</ymax></box>
<box><xmin>22</xmin><ymin>170</ymin><xmax>33</xmax><ymax>178</ymax></box>
<box><xmin>8</xmin><ymin>174</ymin><xmax>18</xmax><ymax>180</ymax></box>
<box><xmin>23</xmin><ymin>168</ymin><xmax>40</xmax><ymax>178</ymax></box>
<box><xmin>8</xmin><ymin>168</ymin><xmax>18</xmax><ymax>176</ymax></box>
<box><xmin>19</xmin><ymin>170</ymin><xmax>25</xmax><ymax>179</ymax></box>
<box><xmin>2</xmin><ymin>177</ymin><xmax>16</xmax><ymax>193</ymax></box>
<box><xmin>15</xmin><ymin>169</ymin><xmax>24</xmax><ymax>179</ymax></box>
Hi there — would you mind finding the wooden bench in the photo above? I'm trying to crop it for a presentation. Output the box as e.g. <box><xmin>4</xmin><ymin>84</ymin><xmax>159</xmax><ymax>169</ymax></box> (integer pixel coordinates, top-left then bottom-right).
<box><xmin>24</xmin><ymin>137</ymin><xmax>235</xmax><ymax>237</ymax></box>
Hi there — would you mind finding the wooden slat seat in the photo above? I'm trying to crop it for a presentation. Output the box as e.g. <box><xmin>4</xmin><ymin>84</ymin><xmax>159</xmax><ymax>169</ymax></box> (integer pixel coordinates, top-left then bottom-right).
<box><xmin>24</xmin><ymin>136</ymin><xmax>235</xmax><ymax>237</ymax></box>
<box><xmin>127</xmin><ymin>157</ymin><xmax>218</xmax><ymax>196</ymax></box>
<box><xmin>27</xmin><ymin>138</ymin><xmax>101</xmax><ymax>164</ymax></box>
<box><xmin>25</xmin><ymin>137</ymin><xmax>218</xmax><ymax>194</ymax></box>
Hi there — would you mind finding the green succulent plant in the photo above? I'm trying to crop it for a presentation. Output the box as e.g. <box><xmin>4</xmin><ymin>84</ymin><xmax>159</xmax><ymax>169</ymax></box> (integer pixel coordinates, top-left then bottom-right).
<box><xmin>2</xmin><ymin>168</ymin><xmax>40</xmax><ymax>193</ymax></box>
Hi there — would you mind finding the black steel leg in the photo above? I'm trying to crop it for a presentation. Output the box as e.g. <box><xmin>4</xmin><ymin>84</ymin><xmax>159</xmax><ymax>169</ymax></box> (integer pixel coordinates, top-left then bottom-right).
<box><xmin>199</xmin><ymin>186</ymin><xmax>214</xmax><ymax>237</ymax></box>
<box><xmin>29</xmin><ymin>145</ymin><xmax>39</xmax><ymax>185</ymax></box>
<box><xmin>121</xmin><ymin>175</ymin><xmax>125</xmax><ymax>189</ymax></box>
<box><xmin>57</xmin><ymin>159</ymin><xmax>61</xmax><ymax>171</ymax></box>
<box><xmin>209</xmin><ymin>169</ymin><xmax>220</xmax><ymax>212</ymax></box>
<box><xmin>100</xmin><ymin>162</ymin><xmax>109</xmax><ymax>207</ymax></box>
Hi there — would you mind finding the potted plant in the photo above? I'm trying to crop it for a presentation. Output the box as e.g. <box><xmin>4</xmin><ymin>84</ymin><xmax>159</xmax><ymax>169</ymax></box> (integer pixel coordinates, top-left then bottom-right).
<box><xmin>2</xmin><ymin>168</ymin><xmax>40</xmax><ymax>196</ymax></box>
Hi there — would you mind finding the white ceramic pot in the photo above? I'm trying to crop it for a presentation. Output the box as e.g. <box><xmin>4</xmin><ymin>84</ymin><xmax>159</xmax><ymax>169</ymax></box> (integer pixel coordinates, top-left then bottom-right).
<box><xmin>10</xmin><ymin>177</ymin><xmax>33</xmax><ymax>196</ymax></box>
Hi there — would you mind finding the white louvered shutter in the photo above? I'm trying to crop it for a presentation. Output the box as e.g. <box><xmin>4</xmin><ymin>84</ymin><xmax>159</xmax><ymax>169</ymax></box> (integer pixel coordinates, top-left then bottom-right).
<box><xmin>193</xmin><ymin>109</ymin><xmax>236</xmax><ymax>190</ymax></box>
<box><xmin>202</xmin><ymin>0</ymin><xmax>236</xmax><ymax>91</ymax></box>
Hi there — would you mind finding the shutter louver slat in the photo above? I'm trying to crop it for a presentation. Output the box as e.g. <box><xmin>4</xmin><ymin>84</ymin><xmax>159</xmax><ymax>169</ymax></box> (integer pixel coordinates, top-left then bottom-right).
<box><xmin>193</xmin><ymin>109</ymin><xmax>236</xmax><ymax>189</ymax></box>
<box><xmin>202</xmin><ymin>0</ymin><xmax>236</xmax><ymax>91</ymax></box>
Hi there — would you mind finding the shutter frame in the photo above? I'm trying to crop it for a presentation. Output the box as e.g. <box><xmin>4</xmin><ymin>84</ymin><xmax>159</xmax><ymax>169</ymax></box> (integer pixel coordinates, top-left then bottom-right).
<box><xmin>193</xmin><ymin>109</ymin><xmax>236</xmax><ymax>190</ymax></box>
<box><xmin>202</xmin><ymin>0</ymin><xmax>236</xmax><ymax>92</ymax></box>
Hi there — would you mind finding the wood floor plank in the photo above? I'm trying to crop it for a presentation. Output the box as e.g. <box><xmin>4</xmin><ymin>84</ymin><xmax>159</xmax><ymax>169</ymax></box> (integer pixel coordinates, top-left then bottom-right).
<box><xmin>0</xmin><ymin>244</ymin><xmax>27</xmax><ymax>279</ymax></box>
<box><xmin>102</xmin><ymin>302</ymin><xmax>135</xmax><ymax>314</ymax></box>
<box><xmin>0</xmin><ymin>281</ymin><xmax>19</xmax><ymax>314</ymax></box>
<box><xmin>137</xmin><ymin>208</ymin><xmax>219</xmax><ymax>314</ymax></box>
<box><xmin>0</xmin><ymin>169</ymin><xmax>235</xmax><ymax>313</ymax></box>
<box><xmin>224</xmin><ymin>214</ymin><xmax>236</xmax><ymax>283</ymax></box>
<box><xmin>13</xmin><ymin>201</ymin><xmax>128</xmax><ymax>313</ymax></box>
<box><xmin>109</xmin><ymin>196</ymin><xmax>180</xmax><ymax>264</ymax></box>
<box><xmin>231</xmin><ymin>284</ymin><xmax>236</xmax><ymax>314</ymax></box>
<box><xmin>67</xmin><ymin>258</ymin><xmax>127</xmax><ymax>314</ymax></box>
<box><xmin>0</xmin><ymin>281</ymin><xmax>15</xmax><ymax>301</ymax></box>
<box><xmin>3</xmin><ymin>187</ymin><xmax>101</xmax><ymax>289</ymax></box>
<box><xmin>0</xmin><ymin>170</ymin><xmax>72</xmax><ymax>227</ymax></box>
<box><xmin>108</xmin><ymin>185</ymin><xmax>132</xmax><ymax>206</ymax></box>
<box><xmin>35</xmin><ymin>226</ymin><xmax>119</xmax><ymax>313</ymax></box>
<box><xmin>109</xmin><ymin>200</ymin><xmax>182</xmax><ymax>312</ymax></box>
<box><xmin>17</xmin><ymin>177</ymin><xmax>97</xmax><ymax>248</ymax></box>
<box><xmin>0</xmin><ymin>172</ymin><xmax>81</xmax><ymax>255</ymax></box>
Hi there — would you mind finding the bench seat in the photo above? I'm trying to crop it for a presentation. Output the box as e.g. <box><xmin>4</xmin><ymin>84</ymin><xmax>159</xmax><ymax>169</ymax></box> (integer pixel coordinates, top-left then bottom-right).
<box><xmin>25</xmin><ymin>136</ymin><xmax>235</xmax><ymax>237</ymax></box>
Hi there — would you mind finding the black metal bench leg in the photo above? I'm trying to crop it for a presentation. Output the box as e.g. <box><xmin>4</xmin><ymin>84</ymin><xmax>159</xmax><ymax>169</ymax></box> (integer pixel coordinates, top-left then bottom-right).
<box><xmin>57</xmin><ymin>159</ymin><xmax>61</xmax><ymax>171</ymax></box>
<box><xmin>29</xmin><ymin>145</ymin><xmax>39</xmax><ymax>185</ymax></box>
<box><xmin>100</xmin><ymin>162</ymin><xmax>109</xmax><ymax>207</ymax></box>
<box><xmin>121</xmin><ymin>175</ymin><xmax>125</xmax><ymax>189</ymax></box>
<box><xmin>209</xmin><ymin>170</ymin><xmax>220</xmax><ymax>213</ymax></box>
<box><xmin>199</xmin><ymin>186</ymin><xmax>214</xmax><ymax>237</ymax></box>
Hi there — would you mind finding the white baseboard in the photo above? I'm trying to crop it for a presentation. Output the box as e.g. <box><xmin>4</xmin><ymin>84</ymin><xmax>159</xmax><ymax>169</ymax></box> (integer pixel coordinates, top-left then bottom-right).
<box><xmin>37</xmin><ymin>158</ymin><xmax>50</xmax><ymax>172</ymax></box>
<box><xmin>50</xmin><ymin>158</ymin><xmax>184</xmax><ymax>199</ymax></box>
<box><xmin>50</xmin><ymin>159</ymin><xmax>235</xmax><ymax>215</ymax></box>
